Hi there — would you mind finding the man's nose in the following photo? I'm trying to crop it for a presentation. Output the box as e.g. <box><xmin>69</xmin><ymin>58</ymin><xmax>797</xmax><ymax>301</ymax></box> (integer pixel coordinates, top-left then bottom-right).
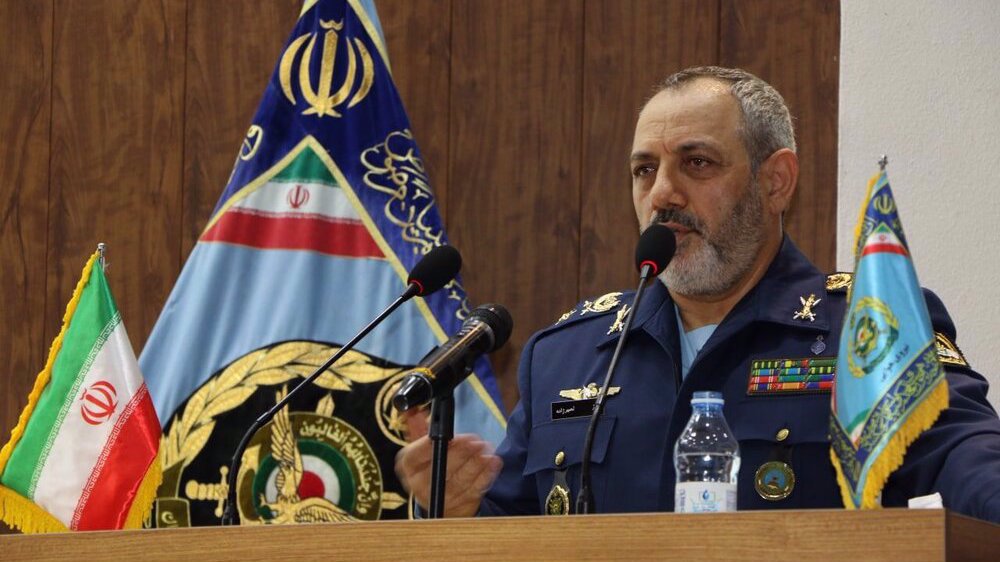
<box><xmin>649</xmin><ymin>167</ymin><xmax>685</xmax><ymax>211</ymax></box>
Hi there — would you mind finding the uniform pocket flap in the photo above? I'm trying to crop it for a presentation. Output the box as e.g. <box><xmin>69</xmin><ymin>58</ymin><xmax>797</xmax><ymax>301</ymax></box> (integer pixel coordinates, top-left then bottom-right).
<box><xmin>729</xmin><ymin>397</ymin><xmax>830</xmax><ymax>444</ymax></box>
<box><xmin>523</xmin><ymin>416</ymin><xmax>617</xmax><ymax>476</ymax></box>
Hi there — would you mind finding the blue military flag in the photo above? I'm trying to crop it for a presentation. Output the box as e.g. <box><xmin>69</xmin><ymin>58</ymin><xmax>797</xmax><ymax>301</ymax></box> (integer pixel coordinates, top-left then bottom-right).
<box><xmin>830</xmin><ymin>168</ymin><xmax>948</xmax><ymax>509</ymax></box>
<box><xmin>140</xmin><ymin>0</ymin><xmax>506</xmax><ymax>526</ymax></box>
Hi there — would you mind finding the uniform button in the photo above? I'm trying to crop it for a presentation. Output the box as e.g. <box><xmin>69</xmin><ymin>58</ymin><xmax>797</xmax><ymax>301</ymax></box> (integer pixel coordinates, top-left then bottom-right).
<box><xmin>776</xmin><ymin>428</ymin><xmax>790</xmax><ymax>441</ymax></box>
<box><xmin>554</xmin><ymin>451</ymin><xmax>565</xmax><ymax>466</ymax></box>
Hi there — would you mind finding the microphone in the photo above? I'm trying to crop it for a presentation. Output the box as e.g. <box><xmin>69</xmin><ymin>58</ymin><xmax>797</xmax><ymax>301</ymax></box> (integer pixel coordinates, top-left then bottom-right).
<box><xmin>406</xmin><ymin>244</ymin><xmax>462</xmax><ymax>297</ymax></box>
<box><xmin>576</xmin><ymin>223</ymin><xmax>675</xmax><ymax>514</ymax></box>
<box><xmin>220</xmin><ymin>244</ymin><xmax>461</xmax><ymax>525</ymax></box>
<box><xmin>392</xmin><ymin>303</ymin><xmax>513</xmax><ymax>412</ymax></box>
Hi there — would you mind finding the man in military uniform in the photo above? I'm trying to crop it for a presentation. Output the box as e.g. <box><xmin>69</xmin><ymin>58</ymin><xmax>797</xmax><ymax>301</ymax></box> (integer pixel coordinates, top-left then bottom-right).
<box><xmin>395</xmin><ymin>66</ymin><xmax>1000</xmax><ymax>522</ymax></box>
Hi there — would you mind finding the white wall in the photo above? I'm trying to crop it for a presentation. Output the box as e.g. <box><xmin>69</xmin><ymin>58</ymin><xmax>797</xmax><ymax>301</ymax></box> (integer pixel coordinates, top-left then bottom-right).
<box><xmin>839</xmin><ymin>0</ymin><xmax>1000</xmax><ymax>407</ymax></box>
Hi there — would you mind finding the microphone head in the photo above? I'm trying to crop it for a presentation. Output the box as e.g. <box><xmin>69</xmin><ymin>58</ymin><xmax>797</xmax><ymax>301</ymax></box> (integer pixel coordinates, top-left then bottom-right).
<box><xmin>469</xmin><ymin>303</ymin><xmax>513</xmax><ymax>352</ymax></box>
<box><xmin>634</xmin><ymin>223</ymin><xmax>676</xmax><ymax>275</ymax></box>
<box><xmin>407</xmin><ymin>245</ymin><xmax>462</xmax><ymax>296</ymax></box>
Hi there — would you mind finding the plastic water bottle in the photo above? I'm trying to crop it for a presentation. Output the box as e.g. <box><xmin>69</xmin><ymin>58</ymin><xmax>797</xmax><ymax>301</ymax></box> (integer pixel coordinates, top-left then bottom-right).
<box><xmin>673</xmin><ymin>391</ymin><xmax>740</xmax><ymax>512</ymax></box>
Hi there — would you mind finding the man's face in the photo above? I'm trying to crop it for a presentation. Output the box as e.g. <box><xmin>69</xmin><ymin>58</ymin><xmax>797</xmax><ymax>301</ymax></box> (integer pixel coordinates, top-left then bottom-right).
<box><xmin>630</xmin><ymin>79</ymin><xmax>768</xmax><ymax>297</ymax></box>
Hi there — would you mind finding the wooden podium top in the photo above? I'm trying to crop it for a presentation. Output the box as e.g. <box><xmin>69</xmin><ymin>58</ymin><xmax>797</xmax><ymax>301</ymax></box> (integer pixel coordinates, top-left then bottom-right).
<box><xmin>1</xmin><ymin>508</ymin><xmax>997</xmax><ymax>562</ymax></box>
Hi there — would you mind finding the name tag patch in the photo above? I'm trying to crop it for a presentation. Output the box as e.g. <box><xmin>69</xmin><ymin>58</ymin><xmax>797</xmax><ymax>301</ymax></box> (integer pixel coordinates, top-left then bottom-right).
<box><xmin>747</xmin><ymin>357</ymin><xmax>836</xmax><ymax>396</ymax></box>
<box><xmin>551</xmin><ymin>399</ymin><xmax>597</xmax><ymax>420</ymax></box>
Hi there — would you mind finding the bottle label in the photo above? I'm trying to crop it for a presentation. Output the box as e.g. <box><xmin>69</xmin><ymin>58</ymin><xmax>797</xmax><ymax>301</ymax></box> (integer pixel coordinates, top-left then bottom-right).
<box><xmin>674</xmin><ymin>482</ymin><xmax>737</xmax><ymax>513</ymax></box>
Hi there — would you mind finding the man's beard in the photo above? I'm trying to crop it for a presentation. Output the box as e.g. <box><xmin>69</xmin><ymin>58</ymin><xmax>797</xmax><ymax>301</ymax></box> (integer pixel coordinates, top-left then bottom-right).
<box><xmin>650</xmin><ymin>180</ymin><xmax>765</xmax><ymax>297</ymax></box>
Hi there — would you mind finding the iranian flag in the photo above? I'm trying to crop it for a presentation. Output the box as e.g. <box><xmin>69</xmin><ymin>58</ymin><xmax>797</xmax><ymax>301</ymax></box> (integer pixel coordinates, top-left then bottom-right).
<box><xmin>0</xmin><ymin>250</ymin><xmax>161</xmax><ymax>532</ymax></box>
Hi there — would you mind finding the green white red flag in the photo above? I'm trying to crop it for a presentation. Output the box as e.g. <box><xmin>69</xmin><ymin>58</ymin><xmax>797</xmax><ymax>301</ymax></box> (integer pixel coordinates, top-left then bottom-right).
<box><xmin>0</xmin><ymin>251</ymin><xmax>161</xmax><ymax>532</ymax></box>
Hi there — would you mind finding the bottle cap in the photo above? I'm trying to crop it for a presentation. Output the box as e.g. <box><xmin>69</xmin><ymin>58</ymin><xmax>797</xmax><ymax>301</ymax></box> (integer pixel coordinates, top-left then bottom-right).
<box><xmin>691</xmin><ymin>390</ymin><xmax>724</xmax><ymax>405</ymax></box>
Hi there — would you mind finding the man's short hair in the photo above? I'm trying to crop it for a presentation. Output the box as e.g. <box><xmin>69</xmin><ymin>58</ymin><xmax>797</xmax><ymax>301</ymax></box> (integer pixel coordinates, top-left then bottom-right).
<box><xmin>655</xmin><ymin>66</ymin><xmax>796</xmax><ymax>173</ymax></box>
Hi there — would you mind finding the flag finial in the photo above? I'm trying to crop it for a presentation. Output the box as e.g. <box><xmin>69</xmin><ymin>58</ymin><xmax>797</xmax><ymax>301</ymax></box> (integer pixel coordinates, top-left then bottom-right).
<box><xmin>878</xmin><ymin>155</ymin><xmax>888</xmax><ymax>171</ymax></box>
<box><xmin>97</xmin><ymin>243</ymin><xmax>107</xmax><ymax>271</ymax></box>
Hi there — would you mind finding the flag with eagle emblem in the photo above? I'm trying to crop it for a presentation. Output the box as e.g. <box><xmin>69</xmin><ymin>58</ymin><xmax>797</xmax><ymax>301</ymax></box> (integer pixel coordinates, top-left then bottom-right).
<box><xmin>139</xmin><ymin>0</ymin><xmax>505</xmax><ymax>526</ymax></box>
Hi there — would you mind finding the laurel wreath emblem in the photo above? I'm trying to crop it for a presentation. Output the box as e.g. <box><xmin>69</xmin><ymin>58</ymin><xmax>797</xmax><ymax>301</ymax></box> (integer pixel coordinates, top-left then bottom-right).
<box><xmin>161</xmin><ymin>341</ymin><xmax>403</xmax><ymax>472</ymax></box>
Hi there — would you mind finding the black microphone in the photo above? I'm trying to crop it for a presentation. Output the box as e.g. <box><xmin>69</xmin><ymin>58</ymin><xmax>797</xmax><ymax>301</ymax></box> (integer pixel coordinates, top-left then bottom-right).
<box><xmin>392</xmin><ymin>303</ymin><xmax>513</xmax><ymax>412</ymax></box>
<box><xmin>576</xmin><ymin>224</ymin><xmax>675</xmax><ymax>514</ymax></box>
<box><xmin>220</xmin><ymin>244</ymin><xmax>461</xmax><ymax>525</ymax></box>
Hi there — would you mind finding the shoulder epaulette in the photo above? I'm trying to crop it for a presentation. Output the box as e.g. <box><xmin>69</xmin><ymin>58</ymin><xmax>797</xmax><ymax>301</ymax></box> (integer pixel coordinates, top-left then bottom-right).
<box><xmin>552</xmin><ymin>291</ymin><xmax>624</xmax><ymax>326</ymax></box>
<box><xmin>934</xmin><ymin>331</ymin><xmax>970</xmax><ymax>368</ymax></box>
<box><xmin>826</xmin><ymin>272</ymin><xmax>853</xmax><ymax>293</ymax></box>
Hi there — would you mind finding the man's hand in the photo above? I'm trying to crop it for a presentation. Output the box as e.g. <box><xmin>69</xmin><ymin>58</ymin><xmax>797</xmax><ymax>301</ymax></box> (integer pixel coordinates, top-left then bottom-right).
<box><xmin>394</xmin><ymin>409</ymin><xmax>502</xmax><ymax>518</ymax></box>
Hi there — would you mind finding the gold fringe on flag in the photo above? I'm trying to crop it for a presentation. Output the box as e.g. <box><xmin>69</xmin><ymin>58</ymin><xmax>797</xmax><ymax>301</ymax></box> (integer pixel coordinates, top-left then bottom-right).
<box><xmin>0</xmin><ymin>485</ymin><xmax>67</xmax><ymax>533</ymax></box>
<box><xmin>0</xmin><ymin>253</ymin><xmax>97</xmax><ymax>532</ymax></box>
<box><xmin>0</xmin><ymin>252</ymin><xmax>98</xmax><ymax>473</ymax></box>
<box><xmin>832</xmin><ymin>379</ymin><xmax>949</xmax><ymax>508</ymax></box>
<box><xmin>123</xmin><ymin>449</ymin><xmax>162</xmax><ymax>530</ymax></box>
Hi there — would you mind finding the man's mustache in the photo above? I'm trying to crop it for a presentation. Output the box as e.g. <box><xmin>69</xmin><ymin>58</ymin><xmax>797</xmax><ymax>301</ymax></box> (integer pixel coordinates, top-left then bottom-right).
<box><xmin>649</xmin><ymin>209</ymin><xmax>703</xmax><ymax>233</ymax></box>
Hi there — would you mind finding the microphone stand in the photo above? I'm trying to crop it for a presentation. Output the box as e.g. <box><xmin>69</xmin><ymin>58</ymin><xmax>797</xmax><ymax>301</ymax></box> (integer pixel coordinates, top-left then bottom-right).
<box><xmin>575</xmin><ymin>263</ymin><xmax>657</xmax><ymax>515</ymax></box>
<box><xmin>220</xmin><ymin>284</ymin><xmax>420</xmax><ymax>525</ymax></box>
<box><xmin>427</xmin><ymin>383</ymin><xmax>457</xmax><ymax>518</ymax></box>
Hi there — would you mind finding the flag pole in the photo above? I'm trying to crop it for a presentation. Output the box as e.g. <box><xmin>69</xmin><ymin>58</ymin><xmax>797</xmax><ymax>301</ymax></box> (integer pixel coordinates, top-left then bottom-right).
<box><xmin>97</xmin><ymin>243</ymin><xmax>107</xmax><ymax>272</ymax></box>
<box><xmin>878</xmin><ymin>154</ymin><xmax>888</xmax><ymax>171</ymax></box>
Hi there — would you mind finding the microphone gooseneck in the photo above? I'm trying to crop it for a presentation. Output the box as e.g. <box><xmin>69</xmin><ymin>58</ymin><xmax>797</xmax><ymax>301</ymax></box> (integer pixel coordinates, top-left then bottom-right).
<box><xmin>220</xmin><ymin>244</ymin><xmax>461</xmax><ymax>525</ymax></box>
<box><xmin>576</xmin><ymin>224</ymin><xmax>675</xmax><ymax>514</ymax></box>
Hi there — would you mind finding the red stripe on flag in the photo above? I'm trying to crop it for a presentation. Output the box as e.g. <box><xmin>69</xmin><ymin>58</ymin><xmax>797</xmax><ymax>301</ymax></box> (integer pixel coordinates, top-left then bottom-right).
<box><xmin>861</xmin><ymin>243</ymin><xmax>908</xmax><ymax>257</ymax></box>
<box><xmin>201</xmin><ymin>209</ymin><xmax>384</xmax><ymax>258</ymax></box>
<box><xmin>72</xmin><ymin>386</ymin><xmax>160</xmax><ymax>530</ymax></box>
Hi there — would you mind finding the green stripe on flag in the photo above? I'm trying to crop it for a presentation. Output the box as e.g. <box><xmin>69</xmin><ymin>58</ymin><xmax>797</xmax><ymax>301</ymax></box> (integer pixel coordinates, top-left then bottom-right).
<box><xmin>272</xmin><ymin>146</ymin><xmax>337</xmax><ymax>186</ymax></box>
<box><xmin>0</xmin><ymin>265</ymin><xmax>119</xmax><ymax>498</ymax></box>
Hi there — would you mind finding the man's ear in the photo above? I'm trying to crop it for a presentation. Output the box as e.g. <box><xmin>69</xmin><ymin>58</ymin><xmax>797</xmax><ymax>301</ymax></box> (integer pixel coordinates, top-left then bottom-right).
<box><xmin>758</xmin><ymin>148</ymin><xmax>799</xmax><ymax>215</ymax></box>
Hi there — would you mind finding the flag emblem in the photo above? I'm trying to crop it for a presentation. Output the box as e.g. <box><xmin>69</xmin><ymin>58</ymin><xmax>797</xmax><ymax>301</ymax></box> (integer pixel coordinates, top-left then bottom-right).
<box><xmin>79</xmin><ymin>381</ymin><xmax>119</xmax><ymax>426</ymax></box>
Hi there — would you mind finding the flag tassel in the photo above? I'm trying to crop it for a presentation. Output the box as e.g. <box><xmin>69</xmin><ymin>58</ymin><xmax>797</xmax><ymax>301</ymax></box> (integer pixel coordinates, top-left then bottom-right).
<box><xmin>0</xmin><ymin>485</ymin><xmax>67</xmax><ymax>533</ymax></box>
<box><xmin>0</xmin><ymin>253</ymin><xmax>98</xmax><ymax>474</ymax></box>
<box><xmin>123</xmin><ymin>450</ymin><xmax>163</xmax><ymax>529</ymax></box>
<box><xmin>832</xmin><ymin>379</ymin><xmax>949</xmax><ymax>508</ymax></box>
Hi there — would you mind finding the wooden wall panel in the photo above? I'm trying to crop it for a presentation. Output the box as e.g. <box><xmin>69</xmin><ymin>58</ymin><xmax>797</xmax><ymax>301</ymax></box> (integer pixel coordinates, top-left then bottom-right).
<box><xmin>0</xmin><ymin>0</ymin><xmax>840</xmax><ymax>460</ymax></box>
<box><xmin>720</xmin><ymin>0</ymin><xmax>840</xmax><ymax>273</ymax></box>
<box><xmin>379</xmin><ymin>0</ymin><xmax>453</xmax><ymax>219</ymax></box>
<box><xmin>0</xmin><ymin>0</ymin><xmax>53</xmax><ymax>535</ymax></box>
<box><xmin>46</xmin><ymin>0</ymin><xmax>186</xmax><ymax>350</ymax></box>
<box><xmin>580</xmin><ymin>0</ymin><xmax>720</xmax><ymax>297</ymax></box>
<box><xmin>181</xmin><ymin>0</ymin><xmax>300</xmax><ymax>255</ymax></box>
<box><xmin>449</xmin><ymin>0</ymin><xmax>584</xmax><ymax>412</ymax></box>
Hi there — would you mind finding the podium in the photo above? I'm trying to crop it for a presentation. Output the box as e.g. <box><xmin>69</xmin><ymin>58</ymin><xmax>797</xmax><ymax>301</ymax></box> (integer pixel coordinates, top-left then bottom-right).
<box><xmin>2</xmin><ymin>509</ymin><xmax>997</xmax><ymax>561</ymax></box>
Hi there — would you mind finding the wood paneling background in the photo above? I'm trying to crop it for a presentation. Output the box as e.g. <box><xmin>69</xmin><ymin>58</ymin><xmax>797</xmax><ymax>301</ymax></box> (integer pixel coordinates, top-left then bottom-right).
<box><xmin>0</xmin><ymin>0</ymin><xmax>839</xmax><ymax>521</ymax></box>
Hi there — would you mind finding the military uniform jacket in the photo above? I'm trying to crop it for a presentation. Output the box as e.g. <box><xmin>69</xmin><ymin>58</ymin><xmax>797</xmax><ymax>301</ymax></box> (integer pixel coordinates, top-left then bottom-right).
<box><xmin>480</xmin><ymin>238</ymin><xmax>1000</xmax><ymax>522</ymax></box>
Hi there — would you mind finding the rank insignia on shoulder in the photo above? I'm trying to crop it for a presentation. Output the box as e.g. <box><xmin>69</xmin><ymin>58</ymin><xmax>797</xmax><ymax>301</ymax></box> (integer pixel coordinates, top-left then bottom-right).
<box><xmin>934</xmin><ymin>331</ymin><xmax>969</xmax><ymax>368</ymax></box>
<box><xmin>747</xmin><ymin>357</ymin><xmax>835</xmax><ymax>395</ymax></box>
<box><xmin>555</xmin><ymin>307</ymin><xmax>576</xmax><ymax>324</ymax></box>
<box><xmin>581</xmin><ymin>292</ymin><xmax>622</xmax><ymax>315</ymax></box>
<box><xmin>826</xmin><ymin>272</ymin><xmax>853</xmax><ymax>293</ymax></box>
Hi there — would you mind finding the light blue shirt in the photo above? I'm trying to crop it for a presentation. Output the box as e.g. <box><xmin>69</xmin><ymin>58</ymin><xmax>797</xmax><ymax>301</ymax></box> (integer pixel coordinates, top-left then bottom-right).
<box><xmin>675</xmin><ymin>306</ymin><xmax>717</xmax><ymax>379</ymax></box>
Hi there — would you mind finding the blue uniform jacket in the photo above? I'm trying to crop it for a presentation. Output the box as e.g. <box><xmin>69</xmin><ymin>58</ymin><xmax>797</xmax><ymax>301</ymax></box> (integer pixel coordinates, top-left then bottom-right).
<box><xmin>481</xmin><ymin>238</ymin><xmax>1000</xmax><ymax>522</ymax></box>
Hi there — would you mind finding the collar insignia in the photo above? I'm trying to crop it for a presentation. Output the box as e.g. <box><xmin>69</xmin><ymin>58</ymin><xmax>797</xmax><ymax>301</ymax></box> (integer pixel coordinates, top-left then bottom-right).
<box><xmin>559</xmin><ymin>382</ymin><xmax>621</xmax><ymax>401</ymax></box>
<box><xmin>606</xmin><ymin>304</ymin><xmax>631</xmax><ymax>335</ymax></box>
<box><xmin>793</xmin><ymin>293</ymin><xmax>821</xmax><ymax>322</ymax></box>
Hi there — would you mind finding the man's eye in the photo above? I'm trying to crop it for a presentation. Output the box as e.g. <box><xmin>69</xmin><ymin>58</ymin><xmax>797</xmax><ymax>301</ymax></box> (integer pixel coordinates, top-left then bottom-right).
<box><xmin>688</xmin><ymin>157</ymin><xmax>712</xmax><ymax>169</ymax></box>
<box><xmin>632</xmin><ymin>165</ymin><xmax>655</xmax><ymax>178</ymax></box>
